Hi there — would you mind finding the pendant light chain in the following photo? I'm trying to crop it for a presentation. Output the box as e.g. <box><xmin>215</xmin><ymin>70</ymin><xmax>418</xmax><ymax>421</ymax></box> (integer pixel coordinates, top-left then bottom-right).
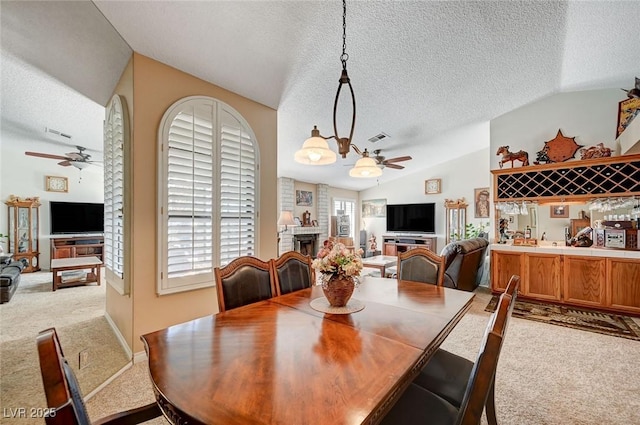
<box><xmin>341</xmin><ymin>0</ymin><xmax>348</xmax><ymax>70</ymax></box>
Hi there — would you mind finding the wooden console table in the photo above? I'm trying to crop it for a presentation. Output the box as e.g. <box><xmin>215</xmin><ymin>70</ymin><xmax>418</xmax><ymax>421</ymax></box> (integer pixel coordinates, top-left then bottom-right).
<box><xmin>50</xmin><ymin>256</ymin><xmax>102</xmax><ymax>291</ymax></box>
<box><xmin>51</xmin><ymin>236</ymin><xmax>104</xmax><ymax>263</ymax></box>
<box><xmin>382</xmin><ymin>234</ymin><xmax>437</xmax><ymax>256</ymax></box>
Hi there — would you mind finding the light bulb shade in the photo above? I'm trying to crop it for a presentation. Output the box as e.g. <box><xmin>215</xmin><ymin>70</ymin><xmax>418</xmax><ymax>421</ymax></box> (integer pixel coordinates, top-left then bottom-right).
<box><xmin>72</xmin><ymin>161</ymin><xmax>90</xmax><ymax>170</ymax></box>
<box><xmin>349</xmin><ymin>156</ymin><xmax>383</xmax><ymax>178</ymax></box>
<box><xmin>277</xmin><ymin>211</ymin><xmax>296</xmax><ymax>226</ymax></box>
<box><xmin>294</xmin><ymin>135</ymin><xmax>337</xmax><ymax>165</ymax></box>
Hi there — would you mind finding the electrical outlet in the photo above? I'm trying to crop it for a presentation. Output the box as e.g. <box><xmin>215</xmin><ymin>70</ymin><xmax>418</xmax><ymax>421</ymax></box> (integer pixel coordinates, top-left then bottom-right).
<box><xmin>79</xmin><ymin>349</ymin><xmax>89</xmax><ymax>369</ymax></box>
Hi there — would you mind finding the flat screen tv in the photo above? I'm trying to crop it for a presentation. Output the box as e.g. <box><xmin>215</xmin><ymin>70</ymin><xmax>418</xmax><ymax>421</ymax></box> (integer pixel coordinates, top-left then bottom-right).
<box><xmin>386</xmin><ymin>203</ymin><xmax>436</xmax><ymax>233</ymax></box>
<box><xmin>50</xmin><ymin>201</ymin><xmax>104</xmax><ymax>235</ymax></box>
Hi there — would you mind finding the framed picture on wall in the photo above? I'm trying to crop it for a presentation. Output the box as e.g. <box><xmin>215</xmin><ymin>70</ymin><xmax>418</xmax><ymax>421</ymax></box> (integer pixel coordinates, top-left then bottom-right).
<box><xmin>425</xmin><ymin>179</ymin><xmax>441</xmax><ymax>194</ymax></box>
<box><xmin>296</xmin><ymin>190</ymin><xmax>313</xmax><ymax>206</ymax></box>
<box><xmin>362</xmin><ymin>199</ymin><xmax>386</xmax><ymax>218</ymax></box>
<box><xmin>616</xmin><ymin>97</ymin><xmax>640</xmax><ymax>138</ymax></box>
<box><xmin>474</xmin><ymin>188</ymin><xmax>490</xmax><ymax>218</ymax></box>
<box><xmin>550</xmin><ymin>205</ymin><xmax>569</xmax><ymax>218</ymax></box>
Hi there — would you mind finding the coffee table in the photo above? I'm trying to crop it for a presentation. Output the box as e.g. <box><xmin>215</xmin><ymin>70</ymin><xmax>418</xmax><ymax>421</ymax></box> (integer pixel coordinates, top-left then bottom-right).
<box><xmin>362</xmin><ymin>255</ymin><xmax>397</xmax><ymax>277</ymax></box>
<box><xmin>50</xmin><ymin>256</ymin><xmax>102</xmax><ymax>291</ymax></box>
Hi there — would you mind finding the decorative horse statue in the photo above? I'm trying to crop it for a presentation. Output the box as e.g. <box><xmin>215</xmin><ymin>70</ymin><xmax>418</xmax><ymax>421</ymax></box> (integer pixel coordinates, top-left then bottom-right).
<box><xmin>496</xmin><ymin>146</ymin><xmax>529</xmax><ymax>168</ymax></box>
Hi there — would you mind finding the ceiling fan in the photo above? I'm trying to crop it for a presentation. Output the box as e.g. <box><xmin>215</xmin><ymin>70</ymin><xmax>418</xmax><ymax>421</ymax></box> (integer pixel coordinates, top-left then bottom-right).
<box><xmin>25</xmin><ymin>145</ymin><xmax>101</xmax><ymax>169</ymax></box>
<box><xmin>348</xmin><ymin>146</ymin><xmax>412</xmax><ymax>170</ymax></box>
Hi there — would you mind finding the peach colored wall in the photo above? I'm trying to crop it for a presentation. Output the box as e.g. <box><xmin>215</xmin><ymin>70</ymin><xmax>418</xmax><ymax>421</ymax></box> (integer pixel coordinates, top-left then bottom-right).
<box><xmin>106</xmin><ymin>56</ymin><xmax>134</xmax><ymax>352</ymax></box>
<box><xmin>129</xmin><ymin>53</ymin><xmax>277</xmax><ymax>352</ymax></box>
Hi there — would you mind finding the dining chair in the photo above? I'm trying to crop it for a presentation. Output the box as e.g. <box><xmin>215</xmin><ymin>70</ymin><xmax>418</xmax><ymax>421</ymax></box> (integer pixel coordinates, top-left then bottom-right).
<box><xmin>406</xmin><ymin>275</ymin><xmax>520</xmax><ymax>425</ymax></box>
<box><xmin>214</xmin><ymin>256</ymin><xmax>276</xmax><ymax>312</ymax></box>
<box><xmin>396</xmin><ymin>247</ymin><xmax>445</xmax><ymax>285</ymax></box>
<box><xmin>271</xmin><ymin>251</ymin><xmax>314</xmax><ymax>296</ymax></box>
<box><xmin>37</xmin><ymin>327</ymin><xmax>161</xmax><ymax>425</ymax></box>
<box><xmin>382</xmin><ymin>283</ymin><xmax>517</xmax><ymax>425</ymax></box>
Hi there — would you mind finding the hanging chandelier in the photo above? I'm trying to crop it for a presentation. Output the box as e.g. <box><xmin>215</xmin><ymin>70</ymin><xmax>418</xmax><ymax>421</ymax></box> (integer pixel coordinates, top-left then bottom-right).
<box><xmin>295</xmin><ymin>0</ymin><xmax>379</xmax><ymax>177</ymax></box>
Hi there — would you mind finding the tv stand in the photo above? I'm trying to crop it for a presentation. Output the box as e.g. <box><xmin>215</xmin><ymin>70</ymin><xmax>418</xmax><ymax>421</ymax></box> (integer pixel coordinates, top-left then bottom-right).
<box><xmin>382</xmin><ymin>234</ymin><xmax>437</xmax><ymax>255</ymax></box>
<box><xmin>50</xmin><ymin>236</ymin><xmax>104</xmax><ymax>264</ymax></box>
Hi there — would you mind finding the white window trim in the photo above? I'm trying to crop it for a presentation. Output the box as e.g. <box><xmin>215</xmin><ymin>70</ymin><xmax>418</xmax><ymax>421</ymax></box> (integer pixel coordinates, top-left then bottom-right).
<box><xmin>333</xmin><ymin>197</ymin><xmax>356</xmax><ymax>239</ymax></box>
<box><xmin>157</xmin><ymin>96</ymin><xmax>260</xmax><ymax>295</ymax></box>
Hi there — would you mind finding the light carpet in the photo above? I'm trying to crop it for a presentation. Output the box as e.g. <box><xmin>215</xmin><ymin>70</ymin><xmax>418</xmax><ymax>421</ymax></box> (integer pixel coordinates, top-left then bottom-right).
<box><xmin>0</xmin><ymin>271</ymin><xmax>129</xmax><ymax>425</ymax></box>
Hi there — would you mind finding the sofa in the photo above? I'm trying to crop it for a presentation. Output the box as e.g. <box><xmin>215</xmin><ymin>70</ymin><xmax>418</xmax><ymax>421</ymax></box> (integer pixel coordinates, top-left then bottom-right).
<box><xmin>0</xmin><ymin>257</ymin><xmax>26</xmax><ymax>304</ymax></box>
<box><xmin>440</xmin><ymin>237</ymin><xmax>489</xmax><ymax>292</ymax></box>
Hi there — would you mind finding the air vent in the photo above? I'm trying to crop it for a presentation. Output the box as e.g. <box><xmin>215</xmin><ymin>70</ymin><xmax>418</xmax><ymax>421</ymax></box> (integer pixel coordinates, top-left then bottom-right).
<box><xmin>368</xmin><ymin>132</ymin><xmax>389</xmax><ymax>143</ymax></box>
<box><xmin>45</xmin><ymin>127</ymin><xmax>72</xmax><ymax>140</ymax></box>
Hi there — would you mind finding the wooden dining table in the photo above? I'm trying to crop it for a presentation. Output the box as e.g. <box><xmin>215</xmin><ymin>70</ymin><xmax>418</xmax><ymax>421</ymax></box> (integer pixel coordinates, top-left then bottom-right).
<box><xmin>141</xmin><ymin>276</ymin><xmax>475</xmax><ymax>425</ymax></box>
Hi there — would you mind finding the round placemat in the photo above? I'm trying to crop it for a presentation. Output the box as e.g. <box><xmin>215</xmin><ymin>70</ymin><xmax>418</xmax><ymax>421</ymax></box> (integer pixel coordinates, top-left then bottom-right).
<box><xmin>309</xmin><ymin>297</ymin><xmax>365</xmax><ymax>314</ymax></box>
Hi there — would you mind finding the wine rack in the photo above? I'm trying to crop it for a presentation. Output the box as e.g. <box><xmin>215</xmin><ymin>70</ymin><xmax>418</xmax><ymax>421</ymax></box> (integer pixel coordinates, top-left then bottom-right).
<box><xmin>491</xmin><ymin>154</ymin><xmax>640</xmax><ymax>202</ymax></box>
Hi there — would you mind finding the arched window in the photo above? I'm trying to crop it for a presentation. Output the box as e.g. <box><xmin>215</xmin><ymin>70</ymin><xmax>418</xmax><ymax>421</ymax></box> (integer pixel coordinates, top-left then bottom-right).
<box><xmin>157</xmin><ymin>96</ymin><xmax>259</xmax><ymax>294</ymax></box>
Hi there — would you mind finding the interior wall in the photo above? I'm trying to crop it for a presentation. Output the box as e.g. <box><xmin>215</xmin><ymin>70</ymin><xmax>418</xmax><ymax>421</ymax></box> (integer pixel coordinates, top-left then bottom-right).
<box><xmin>129</xmin><ymin>53</ymin><xmax>277</xmax><ymax>353</ymax></box>
<box><xmin>360</xmin><ymin>122</ymin><xmax>491</xmax><ymax>253</ymax></box>
<box><xmin>106</xmin><ymin>55</ymin><xmax>134</xmax><ymax>351</ymax></box>
<box><xmin>490</xmin><ymin>88</ymin><xmax>625</xmax><ymax>170</ymax></box>
<box><xmin>0</xmin><ymin>134</ymin><xmax>104</xmax><ymax>270</ymax></box>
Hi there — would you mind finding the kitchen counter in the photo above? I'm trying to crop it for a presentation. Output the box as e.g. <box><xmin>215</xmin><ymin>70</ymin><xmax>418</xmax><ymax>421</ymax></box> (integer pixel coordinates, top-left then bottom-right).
<box><xmin>490</xmin><ymin>243</ymin><xmax>640</xmax><ymax>259</ymax></box>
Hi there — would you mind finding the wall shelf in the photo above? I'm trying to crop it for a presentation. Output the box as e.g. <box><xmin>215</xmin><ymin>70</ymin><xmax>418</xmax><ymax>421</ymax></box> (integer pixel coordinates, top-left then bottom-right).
<box><xmin>491</xmin><ymin>153</ymin><xmax>640</xmax><ymax>202</ymax></box>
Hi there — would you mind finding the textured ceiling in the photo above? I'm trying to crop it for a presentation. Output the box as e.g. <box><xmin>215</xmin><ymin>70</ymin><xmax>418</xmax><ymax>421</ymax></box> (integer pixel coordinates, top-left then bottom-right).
<box><xmin>2</xmin><ymin>1</ymin><xmax>639</xmax><ymax>191</ymax></box>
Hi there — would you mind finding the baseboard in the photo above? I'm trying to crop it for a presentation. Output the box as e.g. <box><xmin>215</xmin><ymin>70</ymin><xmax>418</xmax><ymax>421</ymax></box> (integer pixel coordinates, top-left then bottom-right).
<box><xmin>133</xmin><ymin>350</ymin><xmax>148</xmax><ymax>363</ymax></box>
<box><xmin>83</xmin><ymin>361</ymin><xmax>132</xmax><ymax>401</ymax></box>
<box><xmin>104</xmin><ymin>312</ymin><xmax>133</xmax><ymax>360</ymax></box>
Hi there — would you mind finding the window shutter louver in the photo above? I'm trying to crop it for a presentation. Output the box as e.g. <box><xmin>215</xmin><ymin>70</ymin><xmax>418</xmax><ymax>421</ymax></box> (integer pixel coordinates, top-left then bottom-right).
<box><xmin>104</xmin><ymin>95</ymin><xmax>127</xmax><ymax>294</ymax></box>
<box><xmin>158</xmin><ymin>97</ymin><xmax>259</xmax><ymax>294</ymax></box>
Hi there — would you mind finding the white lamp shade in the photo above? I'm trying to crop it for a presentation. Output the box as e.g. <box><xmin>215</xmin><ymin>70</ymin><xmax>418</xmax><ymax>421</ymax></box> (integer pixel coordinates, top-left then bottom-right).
<box><xmin>294</xmin><ymin>136</ymin><xmax>337</xmax><ymax>165</ymax></box>
<box><xmin>72</xmin><ymin>161</ymin><xmax>90</xmax><ymax>170</ymax></box>
<box><xmin>349</xmin><ymin>156</ymin><xmax>383</xmax><ymax>178</ymax></box>
<box><xmin>277</xmin><ymin>211</ymin><xmax>296</xmax><ymax>226</ymax></box>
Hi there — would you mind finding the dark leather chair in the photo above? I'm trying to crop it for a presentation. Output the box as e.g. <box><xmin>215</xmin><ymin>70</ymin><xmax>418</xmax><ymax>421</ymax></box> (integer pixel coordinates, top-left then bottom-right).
<box><xmin>37</xmin><ymin>328</ymin><xmax>161</xmax><ymax>425</ymax></box>
<box><xmin>396</xmin><ymin>247</ymin><xmax>445</xmax><ymax>285</ymax></box>
<box><xmin>271</xmin><ymin>251</ymin><xmax>314</xmax><ymax>296</ymax></box>
<box><xmin>408</xmin><ymin>275</ymin><xmax>520</xmax><ymax>425</ymax></box>
<box><xmin>440</xmin><ymin>237</ymin><xmax>489</xmax><ymax>291</ymax></box>
<box><xmin>0</xmin><ymin>260</ymin><xmax>25</xmax><ymax>304</ymax></box>
<box><xmin>214</xmin><ymin>256</ymin><xmax>275</xmax><ymax>312</ymax></box>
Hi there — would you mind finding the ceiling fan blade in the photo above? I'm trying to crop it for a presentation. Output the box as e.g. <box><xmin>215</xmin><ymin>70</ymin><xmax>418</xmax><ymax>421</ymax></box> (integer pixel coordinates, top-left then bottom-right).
<box><xmin>58</xmin><ymin>160</ymin><xmax>72</xmax><ymax>167</ymax></box>
<box><xmin>66</xmin><ymin>152</ymin><xmax>86</xmax><ymax>160</ymax></box>
<box><xmin>384</xmin><ymin>155</ymin><xmax>412</xmax><ymax>163</ymax></box>
<box><xmin>385</xmin><ymin>163</ymin><xmax>405</xmax><ymax>170</ymax></box>
<box><xmin>25</xmin><ymin>151</ymin><xmax>69</xmax><ymax>161</ymax></box>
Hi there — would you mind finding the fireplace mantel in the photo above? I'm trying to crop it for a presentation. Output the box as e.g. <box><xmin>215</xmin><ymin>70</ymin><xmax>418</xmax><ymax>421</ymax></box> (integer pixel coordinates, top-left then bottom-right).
<box><xmin>291</xmin><ymin>227</ymin><xmax>321</xmax><ymax>235</ymax></box>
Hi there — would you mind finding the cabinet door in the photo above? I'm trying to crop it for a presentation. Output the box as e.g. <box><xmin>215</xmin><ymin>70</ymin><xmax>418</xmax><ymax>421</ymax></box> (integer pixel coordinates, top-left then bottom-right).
<box><xmin>563</xmin><ymin>256</ymin><xmax>606</xmax><ymax>307</ymax></box>
<box><xmin>383</xmin><ymin>243</ymin><xmax>397</xmax><ymax>256</ymax></box>
<box><xmin>491</xmin><ymin>251</ymin><xmax>523</xmax><ymax>292</ymax></box>
<box><xmin>524</xmin><ymin>254</ymin><xmax>561</xmax><ymax>301</ymax></box>
<box><xmin>54</xmin><ymin>247</ymin><xmax>73</xmax><ymax>259</ymax></box>
<box><xmin>608</xmin><ymin>258</ymin><xmax>640</xmax><ymax>314</ymax></box>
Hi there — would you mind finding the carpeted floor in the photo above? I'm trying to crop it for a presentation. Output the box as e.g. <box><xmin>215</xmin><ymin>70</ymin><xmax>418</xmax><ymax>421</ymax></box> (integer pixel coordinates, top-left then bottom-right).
<box><xmin>0</xmin><ymin>271</ymin><xmax>129</xmax><ymax>425</ymax></box>
<box><xmin>485</xmin><ymin>295</ymin><xmax>640</xmax><ymax>341</ymax></box>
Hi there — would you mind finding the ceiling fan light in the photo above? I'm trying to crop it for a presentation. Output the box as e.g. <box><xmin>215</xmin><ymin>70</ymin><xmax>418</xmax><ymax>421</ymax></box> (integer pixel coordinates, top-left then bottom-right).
<box><xmin>294</xmin><ymin>136</ymin><xmax>337</xmax><ymax>165</ymax></box>
<box><xmin>72</xmin><ymin>161</ymin><xmax>90</xmax><ymax>170</ymax></box>
<box><xmin>349</xmin><ymin>156</ymin><xmax>382</xmax><ymax>178</ymax></box>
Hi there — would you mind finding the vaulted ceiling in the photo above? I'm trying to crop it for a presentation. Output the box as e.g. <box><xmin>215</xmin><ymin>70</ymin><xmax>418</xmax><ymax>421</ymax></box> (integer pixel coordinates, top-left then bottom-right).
<box><xmin>2</xmin><ymin>1</ymin><xmax>639</xmax><ymax>190</ymax></box>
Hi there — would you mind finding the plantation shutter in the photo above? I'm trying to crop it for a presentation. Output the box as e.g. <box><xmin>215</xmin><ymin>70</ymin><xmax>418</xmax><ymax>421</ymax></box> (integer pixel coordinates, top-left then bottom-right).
<box><xmin>333</xmin><ymin>199</ymin><xmax>356</xmax><ymax>238</ymax></box>
<box><xmin>219</xmin><ymin>110</ymin><xmax>257</xmax><ymax>266</ymax></box>
<box><xmin>158</xmin><ymin>97</ymin><xmax>259</xmax><ymax>294</ymax></box>
<box><xmin>104</xmin><ymin>95</ymin><xmax>127</xmax><ymax>294</ymax></box>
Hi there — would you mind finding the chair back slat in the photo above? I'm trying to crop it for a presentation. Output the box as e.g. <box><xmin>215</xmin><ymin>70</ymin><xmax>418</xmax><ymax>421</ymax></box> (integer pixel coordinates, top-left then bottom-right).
<box><xmin>456</xmin><ymin>276</ymin><xmax>520</xmax><ymax>425</ymax></box>
<box><xmin>271</xmin><ymin>251</ymin><xmax>314</xmax><ymax>296</ymax></box>
<box><xmin>397</xmin><ymin>247</ymin><xmax>445</xmax><ymax>285</ymax></box>
<box><xmin>214</xmin><ymin>256</ymin><xmax>275</xmax><ymax>312</ymax></box>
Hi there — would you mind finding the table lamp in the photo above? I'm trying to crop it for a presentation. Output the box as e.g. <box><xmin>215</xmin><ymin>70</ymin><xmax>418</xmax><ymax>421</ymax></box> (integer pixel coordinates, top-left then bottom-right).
<box><xmin>277</xmin><ymin>211</ymin><xmax>297</xmax><ymax>255</ymax></box>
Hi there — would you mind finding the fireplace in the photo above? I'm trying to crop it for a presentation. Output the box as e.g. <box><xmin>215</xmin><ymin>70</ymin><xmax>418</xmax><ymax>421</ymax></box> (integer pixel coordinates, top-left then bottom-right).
<box><xmin>293</xmin><ymin>234</ymin><xmax>320</xmax><ymax>257</ymax></box>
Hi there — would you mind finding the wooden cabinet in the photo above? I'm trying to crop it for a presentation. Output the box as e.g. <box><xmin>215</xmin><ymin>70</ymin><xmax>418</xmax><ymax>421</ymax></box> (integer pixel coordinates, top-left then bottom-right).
<box><xmin>492</xmin><ymin>248</ymin><xmax>640</xmax><ymax>315</ymax></box>
<box><xmin>563</xmin><ymin>256</ymin><xmax>606</xmax><ymax>307</ymax></box>
<box><xmin>51</xmin><ymin>236</ymin><xmax>104</xmax><ymax>263</ymax></box>
<box><xmin>5</xmin><ymin>197</ymin><xmax>40</xmax><ymax>272</ymax></box>
<box><xmin>491</xmin><ymin>251</ymin><xmax>523</xmax><ymax>293</ymax></box>
<box><xmin>608</xmin><ymin>258</ymin><xmax>640</xmax><ymax>314</ymax></box>
<box><xmin>382</xmin><ymin>235</ymin><xmax>437</xmax><ymax>255</ymax></box>
<box><xmin>524</xmin><ymin>253</ymin><xmax>561</xmax><ymax>301</ymax></box>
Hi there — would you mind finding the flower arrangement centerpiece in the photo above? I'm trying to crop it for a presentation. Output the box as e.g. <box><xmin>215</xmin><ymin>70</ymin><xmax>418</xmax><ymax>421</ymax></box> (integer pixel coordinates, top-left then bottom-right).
<box><xmin>312</xmin><ymin>240</ymin><xmax>364</xmax><ymax>307</ymax></box>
